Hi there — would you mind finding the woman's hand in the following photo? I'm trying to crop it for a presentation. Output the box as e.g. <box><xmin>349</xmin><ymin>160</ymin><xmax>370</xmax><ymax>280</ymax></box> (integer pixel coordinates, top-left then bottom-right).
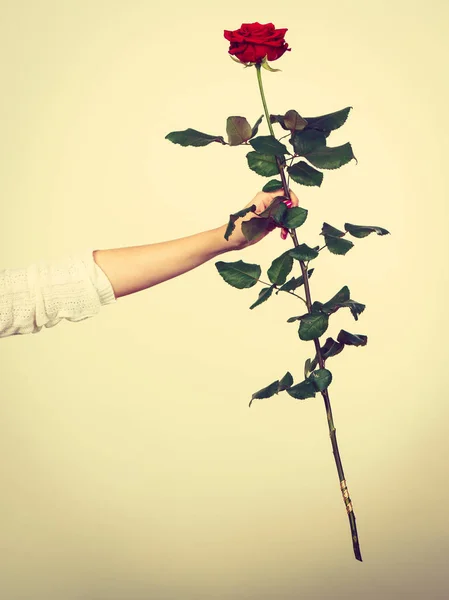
<box><xmin>222</xmin><ymin>187</ymin><xmax>300</xmax><ymax>250</ymax></box>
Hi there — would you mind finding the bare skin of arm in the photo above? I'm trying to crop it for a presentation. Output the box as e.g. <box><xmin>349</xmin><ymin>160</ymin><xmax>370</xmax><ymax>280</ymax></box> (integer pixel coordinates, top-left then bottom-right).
<box><xmin>93</xmin><ymin>189</ymin><xmax>299</xmax><ymax>299</ymax></box>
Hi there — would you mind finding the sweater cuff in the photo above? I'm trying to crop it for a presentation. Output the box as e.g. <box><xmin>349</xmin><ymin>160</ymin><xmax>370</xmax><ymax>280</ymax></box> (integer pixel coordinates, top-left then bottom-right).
<box><xmin>82</xmin><ymin>249</ymin><xmax>117</xmax><ymax>306</ymax></box>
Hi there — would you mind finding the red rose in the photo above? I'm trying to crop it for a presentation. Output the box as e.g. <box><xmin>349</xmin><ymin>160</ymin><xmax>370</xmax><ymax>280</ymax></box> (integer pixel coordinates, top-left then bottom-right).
<box><xmin>224</xmin><ymin>22</ymin><xmax>291</xmax><ymax>64</ymax></box>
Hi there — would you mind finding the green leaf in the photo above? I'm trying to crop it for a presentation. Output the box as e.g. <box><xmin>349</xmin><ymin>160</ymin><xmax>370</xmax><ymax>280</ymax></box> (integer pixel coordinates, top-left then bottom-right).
<box><xmin>324</xmin><ymin>298</ymin><xmax>365</xmax><ymax>321</ymax></box>
<box><xmin>347</xmin><ymin>301</ymin><xmax>365</xmax><ymax>320</ymax></box>
<box><xmin>290</xmin><ymin>129</ymin><xmax>327</xmax><ymax>156</ymax></box>
<box><xmin>226</xmin><ymin>116</ymin><xmax>253</xmax><ymax>146</ymax></box>
<box><xmin>286</xmin><ymin>379</ymin><xmax>316</xmax><ymax>400</ymax></box>
<box><xmin>344</xmin><ymin>223</ymin><xmax>391</xmax><ymax>238</ymax></box>
<box><xmin>285</xmin><ymin>367</ymin><xmax>332</xmax><ymax>401</ymax></box>
<box><xmin>308</xmin><ymin>368</ymin><xmax>332</xmax><ymax>392</ymax></box>
<box><xmin>257</xmin><ymin>196</ymin><xmax>286</xmax><ymax>219</ymax></box>
<box><xmin>304</xmin><ymin>107</ymin><xmax>352</xmax><ymax>132</ymax></box>
<box><xmin>165</xmin><ymin>128</ymin><xmax>225</xmax><ymax>147</ymax></box>
<box><xmin>267</xmin><ymin>251</ymin><xmax>294</xmax><ymax>285</ymax></box>
<box><xmin>272</xmin><ymin>204</ymin><xmax>289</xmax><ymax>225</ymax></box>
<box><xmin>256</xmin><ymin>195</ymin><xmax>289</xmax><ymax>226</ymax></box>
<box><xmin>278</xmin><ymin>279</ymin><xmax>300</xmax><ymax>295</ymax></box>
<box><xmin>249</xmin><ymin>379</ymin><xmax>280</xmax><ymax>407</ymax></box>
<box><xmin>276</xmin><ymin>268</ymin><xmax>314</xmax><ymax>294</ymax></box>
<box><xmin>337</xmin><ymin>329</ymin><xmax>368</xmax><ymax>346</ymax></box>
<box><xmin>287</xmin><ymin>314</ymin><xmax>303</xmax><ymax>323</ymax></box>
<box><xmin>287</xmin><ymin>161</ymin><xmax>323</xmax><ymax>186</ymax></box>
<box><xmin>249</xmin><ymin>135</ymin><xmax>288</xmax><ymax>156</ymax></box>
<box><xmin>270</xmin><ymin>111</ymin><xmax>308</xmax><ymax>131</ymax></box>
<box><xmin>248</xmin><ymin>369</ymin><xmax>295</xmax><ymax>407</ymax></box>
<box><xmin>249</xmin><ymin>286</ymin><xmax>274</xmax><ymax>310</ymax></box>
<box><xmin>321</xmin><ymin>337</ymin><xmax>345</xmax><ymax>360</ymax></box>
<box><xmin>309</xmin><ymin>337</ymin><xmax>344</xmax><ymax>369</ymax></box>
<box><xmin>262</xmin><ymin>179</ymin><xmax>283</xmax><ymax>192</ymax></box>
<box><xmin>323</xmin><ymin>286</ymin><xmax>351</xmax><ymax>310</ymax></box>
<box><xmin>215</xmin><ymin>260</ymin><xmax>261</xmax><ymax>289</ymax></box>
<box><xmin>306</xmin><ymin>142</ymin><xmax>356</xmax><ymax>170</ymax></box>
<box><xmin>308</xmin><ymin>357</ymin><xmax>319</xmax><ymax>373</ymax></box>
<box><xmin>298</xmin><ymin>312</ymin><xmax>329</xmax><ymax>341</ymax></box>
<box><xmin>269</xmin><ymin>113</ymin><xmax>289</xmax><ymax>130</ymax></box>
<box><xmin>278</xmin><ymin>371</ymin><xmax>294</xmax><ymax>391</ymax></box>
<box><xmin>304</xmin><ymin>358</ymin><xmax>313</xmax><ymax>378</ymax></box>
<box><xmin>224</xmin><ymin>205</ymin><xmax>256</xmax><ymax>241</ymax></box>
<box><xmin>282</xmin><ymin>206</ymin><xmax>308</xmax><ymax>229</ymax></box>
<box><xmin>251</xmin><ymin>115</ymin><xmax>264</xmax><ymax>139</ymax></box>
<box><xmin>311</xmin><ymin>300</ymin><xmax>324</xmax><ymax>313</ymax></box>
<box><xmin>324</xmin><ymin>235</ymin><xmax>354</xmax><ymax>255</ymax></box>
<box><xmin>289</xmin><ymin>244</ymin><xmax>319</xmax><ymax>261</ymax></box>
<box><xmin>241</xmin><ymin>217</ymin><xmax>273</xmax><ymax>242</ymax></box>
<box><xmin>321</xmin><ymin>222</ymin><xmax>345</xmax><ymax>237</ymax></box>
<box><xmin>247</xmin><ymin>151</ymin><xmax>280</xmax><ymax>177</ymax></box>
<box><xmin>309</xmin><ymin>337</ymin><xmax>348</xmax><ymax>372</ymax></box>
<box><xmin>283</xmin><ymin>109</ymin><xmax>308</xmax><ymax>131</ymax></box>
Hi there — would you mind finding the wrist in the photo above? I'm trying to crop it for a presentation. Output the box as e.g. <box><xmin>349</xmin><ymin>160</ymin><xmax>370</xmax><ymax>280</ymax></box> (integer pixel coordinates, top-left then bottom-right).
<box><xmin>212</xmin><ymin>224</ymin><xmax>241</xmax><ymax>254</ymax></box>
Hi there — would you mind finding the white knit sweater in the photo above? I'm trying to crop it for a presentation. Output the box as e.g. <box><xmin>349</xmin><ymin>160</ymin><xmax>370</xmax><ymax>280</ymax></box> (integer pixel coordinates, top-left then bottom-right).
<box><xmin>0</xmin><ymin>249</ymin><xmax>117</xmax><ymax>338</ymax></box>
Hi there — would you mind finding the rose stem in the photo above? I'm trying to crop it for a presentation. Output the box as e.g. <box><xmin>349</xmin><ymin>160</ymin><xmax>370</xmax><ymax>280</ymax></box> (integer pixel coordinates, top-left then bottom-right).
<box><xmin>255</xmin><ymin>62</ymin><xmax>363</xmax><ymax>562</ymax></box>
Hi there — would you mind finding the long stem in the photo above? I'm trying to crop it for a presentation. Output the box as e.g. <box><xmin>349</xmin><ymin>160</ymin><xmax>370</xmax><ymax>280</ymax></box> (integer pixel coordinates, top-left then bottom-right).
<box><xmin>255</xmin><ymin>63</ymin><xmax>363</xmax><ymax>562</ymax></box>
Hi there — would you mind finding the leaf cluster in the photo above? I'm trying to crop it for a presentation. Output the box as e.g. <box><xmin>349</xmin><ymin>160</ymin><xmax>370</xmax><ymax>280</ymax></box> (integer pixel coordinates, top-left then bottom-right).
<box><xmin>215</xmin><ymin>243</ymin><xmax>318</xmax><ymax>301</ymax></box>
<box><xmin>166</xmin><ymin>94</ymin><xmax>391</xmax><ymax>417</ymax></box>
<box><xmin>165</xmin><ymin>114</ymin><xmax>265</xmax><ymax>147</ymax></box>
<box><xmin>249</xmin><ymin>367</ymin><xmax>333</xmax><ymax>407</ymax></box>
<box><xmin>223</xmin><ymin>192</ymin><xmax>310</xmax><ymax>244</ymax></box>
<box><xmin>305</xmin><ymin>330</ymin><xmax>368</xmax><ymax>376</ymax></box>
<box><xmin>288</xmin><ymin>285</ymin><xmax>365</xmax><ymax>341</ymax></box>
<box><xmin>245</xmin><ymin>107</ymin><xmax>357</xmax><ymax>186</ymax></box>
<box><xmin>320</xmin><ymin>221</ymin><xmax>390</xmax><ymax>256</ymax></box>
<box><xmin>215</xmin><ymin>255</ymin><xmax>371</xmax><ymax>397</ymax></box>
<box><xmin>165</xmin><ymin>106</ymin><xmax>357</xmax><ymax>188</ymax></box>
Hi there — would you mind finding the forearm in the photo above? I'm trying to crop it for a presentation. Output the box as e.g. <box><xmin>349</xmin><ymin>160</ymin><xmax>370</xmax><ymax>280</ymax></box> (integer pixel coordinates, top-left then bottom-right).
<box><xmin>92</xmin><ymin>188</ymin><xmax>298</xmax><ymax>300</ymax></box>
<box><xmin>93</xmin><ymin>224</ymin><xmax>231</xmax><ymax>299</ymax></box>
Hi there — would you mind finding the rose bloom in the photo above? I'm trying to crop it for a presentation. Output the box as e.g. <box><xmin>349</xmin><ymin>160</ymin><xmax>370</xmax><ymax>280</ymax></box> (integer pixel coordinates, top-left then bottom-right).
<box><xmin>224</xmin><ymin>22</ymin><xmax>290</xmax><ymax>64</ymax></box>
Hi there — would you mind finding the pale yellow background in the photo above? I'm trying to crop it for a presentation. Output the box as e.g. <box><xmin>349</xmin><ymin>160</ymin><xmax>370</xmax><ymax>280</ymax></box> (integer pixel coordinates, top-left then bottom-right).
<box><xmin>0</xmin><ymin>1</ymin><xmax>448</xmax><ymax>599</ymax></box>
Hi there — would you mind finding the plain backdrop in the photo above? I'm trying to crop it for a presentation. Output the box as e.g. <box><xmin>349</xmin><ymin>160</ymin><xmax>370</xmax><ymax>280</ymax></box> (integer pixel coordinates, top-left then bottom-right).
<box><xmin>1</xmin><ymin>1</ymin><xmax>448</xmax><ymax>599</ymax></box>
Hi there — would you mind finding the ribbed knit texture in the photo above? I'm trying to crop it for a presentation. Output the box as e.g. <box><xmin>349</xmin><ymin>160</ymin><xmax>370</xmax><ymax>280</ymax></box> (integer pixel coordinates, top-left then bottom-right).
<box><xmin>0</xmin><ymin>249</ymin><xmax>116</xmax><ymax>338</ymax></box>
